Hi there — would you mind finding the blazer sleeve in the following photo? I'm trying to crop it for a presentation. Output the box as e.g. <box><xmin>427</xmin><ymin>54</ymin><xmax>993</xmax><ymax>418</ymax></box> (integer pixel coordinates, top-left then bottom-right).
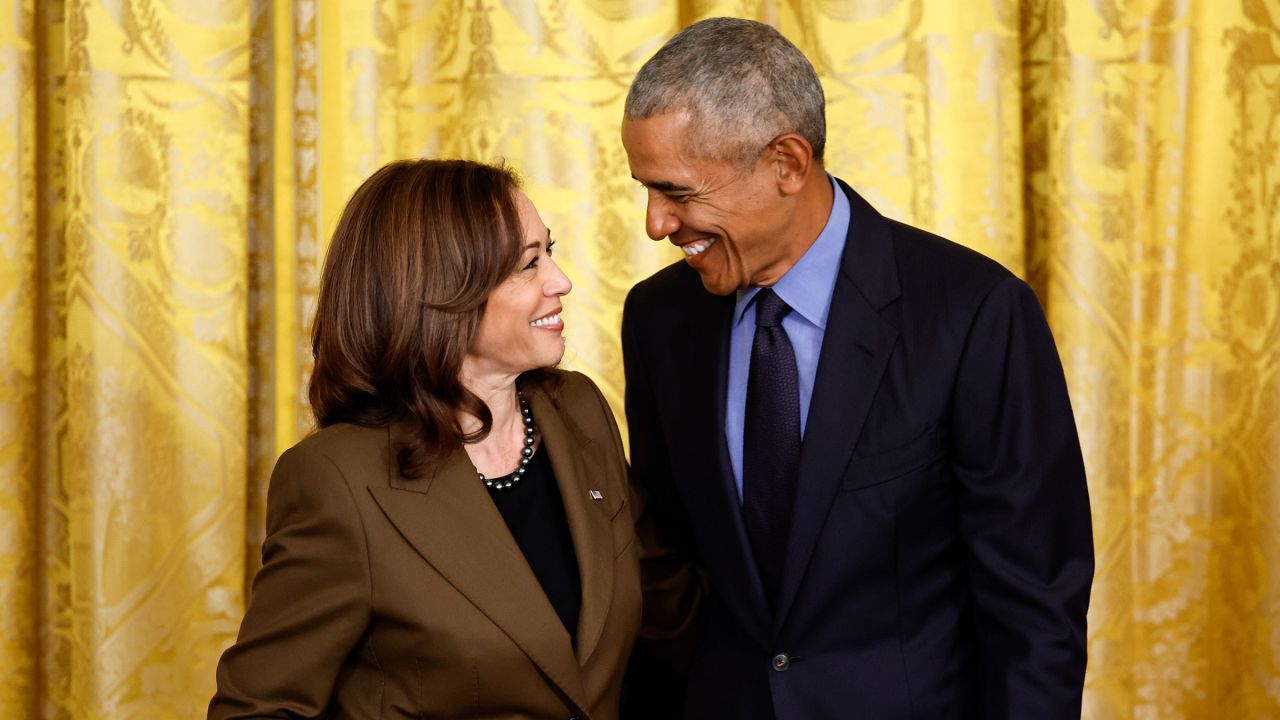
<box><xmin>950</xmin><ymin>276</ymin><xmax>1094</xmax><ymax>718</ymax></box>
<box><xmin>209</xmin><ymin>444</ymin><xmax>372</xmax><ymax>720</ymax></box>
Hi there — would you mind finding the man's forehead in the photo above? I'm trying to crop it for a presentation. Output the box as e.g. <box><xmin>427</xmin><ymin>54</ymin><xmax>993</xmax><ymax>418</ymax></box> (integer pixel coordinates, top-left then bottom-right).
<box><xmin>623</xmin><ymin>119</ymin><xmax>723</xmax><ymax>190</ymax></box>
<box><xmin>622</xmin><ymin>112</ymin><xmax>696</xmax><ymax>152</ymax></box>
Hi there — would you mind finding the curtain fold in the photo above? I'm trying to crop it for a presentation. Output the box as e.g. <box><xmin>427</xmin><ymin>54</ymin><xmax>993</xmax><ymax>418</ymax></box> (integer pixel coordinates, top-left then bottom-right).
<box><xmin>1024</xmin><ymin>1</ymin><xmax>1280</xmax><ymax>714</ymax></box>
<box><xmin>1</xmin><ymin>1</ymin><xmax>38</xmax><ymax>717</ymax></box>
<box><xmin>1</xmin><ymin>1</ymin><xmax>1277</xmax><ymax>717</ymax></box>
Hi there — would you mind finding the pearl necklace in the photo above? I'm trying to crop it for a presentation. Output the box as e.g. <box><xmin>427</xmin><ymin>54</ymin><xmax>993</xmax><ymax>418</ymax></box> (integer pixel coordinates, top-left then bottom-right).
<box><xmin>478</xmin><ymin>393</ymin><xmax>536</xmax><ymax>492</ymax></box>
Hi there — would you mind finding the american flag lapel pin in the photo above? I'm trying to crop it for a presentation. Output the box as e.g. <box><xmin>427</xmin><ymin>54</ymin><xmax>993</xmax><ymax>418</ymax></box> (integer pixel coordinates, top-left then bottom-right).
<box><xmin>590</xmin><ymin>490</ymin><xmax>604</xmax><ymax>501</ymax></box>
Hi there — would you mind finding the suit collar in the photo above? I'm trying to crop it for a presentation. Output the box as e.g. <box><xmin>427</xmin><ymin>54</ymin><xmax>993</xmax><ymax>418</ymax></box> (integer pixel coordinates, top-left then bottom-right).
<box><xmin>774</xmin><ymin>180</ymin><xmax>901</xmax><ymax>626</ymax></box>
<box><xmin>367</xmin><ymin>385</ymin><xmax>614</xmax><ymax>714</ymax></box>
<box><xmin>833</xmin><ymin>177</ymin><xmax>900</xmax><ymax>310</ymax></box>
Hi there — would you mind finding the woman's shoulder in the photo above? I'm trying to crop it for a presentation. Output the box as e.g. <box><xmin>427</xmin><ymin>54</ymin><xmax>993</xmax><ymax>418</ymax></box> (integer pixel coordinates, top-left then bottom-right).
<box><xmin>543</xmin><ymin>370</ymin><xmax>624</xmax><ymax>444</ymax></box>
<box><xmin>556</xmin><ymin>368</ymin><xmax>598</xmax><ymax>393</ymax></box>
<box><xmin>549</xmin><ymin>369</ymin><xmax>609</xmax><ymax>414</ymax></box>
<box><xmin>274</xmin><ymin>422</ymin><xmax>390</xmax><ymax>484</ymax></box>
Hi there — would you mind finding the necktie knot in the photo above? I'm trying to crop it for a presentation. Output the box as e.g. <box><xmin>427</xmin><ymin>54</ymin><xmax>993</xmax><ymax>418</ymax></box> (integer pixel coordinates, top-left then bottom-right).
<box><xmin>754</xmin><ymin>288</ymin><xmax>791</xmax><ymax>328</ymax></box>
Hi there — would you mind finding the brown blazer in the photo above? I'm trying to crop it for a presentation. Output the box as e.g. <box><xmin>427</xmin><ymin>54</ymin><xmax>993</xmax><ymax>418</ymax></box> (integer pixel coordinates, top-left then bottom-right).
<box><xmin>210</xmin><ymin>372</ymin><xmax>641</xmax><ymax>720</ymax></box>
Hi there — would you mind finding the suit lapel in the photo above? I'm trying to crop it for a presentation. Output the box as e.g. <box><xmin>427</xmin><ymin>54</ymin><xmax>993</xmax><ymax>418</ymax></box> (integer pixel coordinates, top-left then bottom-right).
<box><xmin>525</xmin><ymin>385</ymin><xmax>615</xmax><ymax>667</ymax></box>
<box><xmin>775</xmin><ymin>183</ymin><xmax>901</xmax><ymax>628</ymax></box>
<box><xmin>665</xmin><ymin>286</ymin><xmax>772</xmax><ymax>636</ymax></box>
<box><xmin>367</xmin><ymin>423</ymin><xmax>589</xmax><ymax>712</ymax></box>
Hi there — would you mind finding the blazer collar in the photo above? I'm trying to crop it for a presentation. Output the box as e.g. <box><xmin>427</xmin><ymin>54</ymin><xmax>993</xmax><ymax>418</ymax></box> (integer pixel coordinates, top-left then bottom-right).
<box><xmin>527</xmin><ymin>385</ymin><xmax>616</xmax><ymax>667</ymax></box>
<box><xmin>366</xmin><ymin>384</ymin><xmax>614</xmax><ymax>714</ymax></box>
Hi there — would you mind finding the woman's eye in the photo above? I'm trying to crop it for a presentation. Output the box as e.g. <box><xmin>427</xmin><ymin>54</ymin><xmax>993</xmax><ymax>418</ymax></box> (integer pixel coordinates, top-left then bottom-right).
<box><xmin>522</xmin><ymin>241</ymin><xmax>553</xmax><ymax>271</ymax></box>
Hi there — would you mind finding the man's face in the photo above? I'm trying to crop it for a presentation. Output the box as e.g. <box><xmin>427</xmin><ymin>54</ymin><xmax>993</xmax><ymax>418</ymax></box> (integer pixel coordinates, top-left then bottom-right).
<box><xmin>622</xmin><ymin>112</ymin><xmax>790</xmax><ymax>295</ymax></box>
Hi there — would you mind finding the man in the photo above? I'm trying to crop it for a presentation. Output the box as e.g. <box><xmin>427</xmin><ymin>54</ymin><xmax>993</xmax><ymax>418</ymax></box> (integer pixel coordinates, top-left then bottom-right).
<box><xmin>620</xmin><ymin>17</ymin><xmax>1094</xmax><ymax>719</ymax></box>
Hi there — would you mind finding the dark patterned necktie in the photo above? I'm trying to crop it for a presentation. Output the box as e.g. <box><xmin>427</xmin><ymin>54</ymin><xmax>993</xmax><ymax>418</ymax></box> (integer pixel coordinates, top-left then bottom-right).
<box><xmin>742</xmin><ymin>288</ymin><xmax>800</xmax><ymax>609</ymax></box>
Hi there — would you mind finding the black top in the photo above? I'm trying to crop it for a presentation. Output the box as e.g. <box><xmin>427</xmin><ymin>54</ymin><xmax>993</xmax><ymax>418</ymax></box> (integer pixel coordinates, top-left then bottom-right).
<box><xmin>486</xmin><ymin>443</ymin><xmax>582</xmax><ymax>642</ymax></box>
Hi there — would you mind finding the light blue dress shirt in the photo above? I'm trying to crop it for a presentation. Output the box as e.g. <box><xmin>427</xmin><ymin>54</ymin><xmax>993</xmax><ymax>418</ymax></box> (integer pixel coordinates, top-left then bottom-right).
<box><xmin>725</xmin><ymin>175</ymin><xmax>850</xmax><ymax>499</ymax></box>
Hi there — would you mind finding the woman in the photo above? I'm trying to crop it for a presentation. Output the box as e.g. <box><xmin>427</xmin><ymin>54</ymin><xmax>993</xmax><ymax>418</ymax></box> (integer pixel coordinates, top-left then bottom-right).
<box><xmin>210</xmin><ymin>159</ymin><xmax>641</xmax><ymax>719</ymax></box>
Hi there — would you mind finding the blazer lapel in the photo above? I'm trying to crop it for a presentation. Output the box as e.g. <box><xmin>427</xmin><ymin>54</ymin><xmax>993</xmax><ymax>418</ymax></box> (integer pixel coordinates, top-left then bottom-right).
<box><xmin>367</xmin><ymin>427</ymin><xmax>589</xmax><ymax>712</ymax></box>
<box><xmin>665</xmin><ymin>287</ymin><xmax>772</xmax><ymax>636</ymax></box>
<box><xmin>525</xmin><ymin>386</ymin><xmax>615</xmax><ymax>667</ymax></box>
<box><xmin>775</xmin><ymin>184</ymin><xmax>901</xmax><ymax>628</ymax></box>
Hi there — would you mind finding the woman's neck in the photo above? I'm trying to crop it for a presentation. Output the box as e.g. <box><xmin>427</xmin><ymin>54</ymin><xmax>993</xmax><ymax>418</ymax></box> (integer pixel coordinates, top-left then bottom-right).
<box><xmin>458</xmin><ymin>372</ymin><xmax>530</xmax><ymax>478</ymax></box>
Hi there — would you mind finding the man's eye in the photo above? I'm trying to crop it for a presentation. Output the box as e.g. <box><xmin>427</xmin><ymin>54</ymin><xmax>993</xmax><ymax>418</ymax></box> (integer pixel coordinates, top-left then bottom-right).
<box><xmin>523</xmin><ymin>256</ymin><xmax>539</xmax><ymax>271</ymax></box>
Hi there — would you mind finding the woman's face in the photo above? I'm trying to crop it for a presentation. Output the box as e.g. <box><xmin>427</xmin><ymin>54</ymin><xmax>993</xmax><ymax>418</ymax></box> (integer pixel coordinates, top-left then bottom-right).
<box><xmin>464</xmin><ymin>191</ymin><xmax>572</xmax><ymax>384</ymax></box>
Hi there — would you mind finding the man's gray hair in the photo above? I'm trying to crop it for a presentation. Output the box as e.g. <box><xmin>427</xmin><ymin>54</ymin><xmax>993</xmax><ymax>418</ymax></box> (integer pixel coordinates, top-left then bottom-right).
<box><xmin>625</xmin><ymin>17</ymin><xmax>826</xmax><ymax>168</ymax></box>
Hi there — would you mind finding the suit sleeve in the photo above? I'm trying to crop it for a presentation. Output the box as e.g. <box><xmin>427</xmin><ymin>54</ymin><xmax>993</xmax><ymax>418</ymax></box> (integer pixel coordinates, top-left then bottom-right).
<box><xmin>951</xmin><ymin>277</ymin><xmax>1094</xmax><ymax>718</ymax></box>
<box><xmin>209</xmin><ymin>445</ymin><xmax>372</xmax><ymax>719</ymax></box>
<box><xmin>618</xmin><ymin>289</ymin><xmax>704</xmax><ymax>716</ymax></box>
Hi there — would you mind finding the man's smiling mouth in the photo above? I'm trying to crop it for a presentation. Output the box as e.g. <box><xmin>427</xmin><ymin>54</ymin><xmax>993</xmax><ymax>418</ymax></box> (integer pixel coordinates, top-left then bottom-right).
<box><xmin>681</xmin><ymin>238</ymin><xmax>717</xmax><ymax>257</ymax></box>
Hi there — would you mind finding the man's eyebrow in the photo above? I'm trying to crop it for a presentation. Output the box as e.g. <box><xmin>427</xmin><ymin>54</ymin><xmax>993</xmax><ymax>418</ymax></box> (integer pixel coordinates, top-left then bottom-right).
<box><xmin>631</xmin><ymin>175</ymin><xmax>693</xmax><ymax>194</ymax></box>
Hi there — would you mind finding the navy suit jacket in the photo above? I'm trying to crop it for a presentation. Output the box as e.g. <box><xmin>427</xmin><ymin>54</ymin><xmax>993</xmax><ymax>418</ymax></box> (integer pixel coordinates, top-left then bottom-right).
<box><xmin>621</xmin><ymin>180</ymin><xmax>1094</xmax><ymax>719</ymax></box>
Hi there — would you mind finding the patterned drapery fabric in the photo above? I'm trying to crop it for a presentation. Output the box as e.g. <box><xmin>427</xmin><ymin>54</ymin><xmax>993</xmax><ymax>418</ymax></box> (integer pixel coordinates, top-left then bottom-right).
<box><xmin>1</xmin><ymin>1</ymin><xmax>1276</xmax><ymax>717</ymax></box>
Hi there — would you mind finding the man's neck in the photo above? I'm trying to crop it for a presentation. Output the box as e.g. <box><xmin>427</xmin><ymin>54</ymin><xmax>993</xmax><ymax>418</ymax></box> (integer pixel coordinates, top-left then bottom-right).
<box><xmin>769</xmin><ymin>170</ymin><xmax>836</xmax><ymax>284</ymax></box>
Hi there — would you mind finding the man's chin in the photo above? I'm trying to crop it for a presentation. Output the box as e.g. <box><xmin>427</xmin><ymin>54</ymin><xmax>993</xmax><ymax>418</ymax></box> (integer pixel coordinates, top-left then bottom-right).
<box><xmin>693</xmin><ymin>268</ymin><xmax>739</xmax><ymax>296</ymax></box>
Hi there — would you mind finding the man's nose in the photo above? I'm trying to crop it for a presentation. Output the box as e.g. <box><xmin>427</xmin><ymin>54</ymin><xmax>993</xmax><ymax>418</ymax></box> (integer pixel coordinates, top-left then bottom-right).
<box><xmin>645</xmin><ymin>193</ymin><xmax>680</xmax><ymax>241</ymax></box>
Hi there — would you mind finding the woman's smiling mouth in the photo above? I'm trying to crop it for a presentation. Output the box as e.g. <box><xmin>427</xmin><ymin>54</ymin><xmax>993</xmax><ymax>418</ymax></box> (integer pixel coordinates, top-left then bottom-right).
<box><xmin>529</xmin><ymin>311</ymin><xmax>562</xmax><ymax>328</ymax></box>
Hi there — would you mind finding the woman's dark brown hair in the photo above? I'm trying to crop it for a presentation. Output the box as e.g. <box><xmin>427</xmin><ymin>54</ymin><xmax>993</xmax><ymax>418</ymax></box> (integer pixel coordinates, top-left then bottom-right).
<box><xmin>308</xmin><ymin>158</ymin><xmax>554</xmax><ymax>478</ymax></box>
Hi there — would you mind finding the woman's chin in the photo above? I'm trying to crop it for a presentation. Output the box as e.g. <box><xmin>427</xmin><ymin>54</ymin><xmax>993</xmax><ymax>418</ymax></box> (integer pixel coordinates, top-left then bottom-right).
<box><xmin>514</xmin><ymin>341</ymin><xmax>566</xmax><ymax>374</ymax></box>
<box><xmin>543</xmin><ymin>341</ymin><xmax>567</xmax><ymax>368</ymax></box>
<box><xmin>543</xmin><ymin>338</ymin><xmax>567</xmax><ymax>368</ymax></box>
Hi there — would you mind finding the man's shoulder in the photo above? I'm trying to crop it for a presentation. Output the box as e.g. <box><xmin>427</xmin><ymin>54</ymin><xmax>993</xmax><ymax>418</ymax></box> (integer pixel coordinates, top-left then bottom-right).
<box><xmin>871</xmin><ymin>215</ymin><xmax>1045</xmax><ymax>341</ymax></box>
<box><xmin>852</xmin><ymin>206</ymin><xmax>1020</xmax><ymax>320</ymax></box>
<box><xmin>622</xmin><ymin>260</ymin><xmax>725</xmax><ymax>363</ymax></box>
<box><xmin>885</xmin><ymin>218</ymin><xmax>1011</xmax><ymax>279</ymax></box>
<box><xmin>626</xmin><ymin>258</ymin><xmax>704</xmax><ymax>309</ymax></box>
<box><xmin>835</xmin><ymin>178</ymin><xmax>1015</xmax><ymax>296</ymax></box>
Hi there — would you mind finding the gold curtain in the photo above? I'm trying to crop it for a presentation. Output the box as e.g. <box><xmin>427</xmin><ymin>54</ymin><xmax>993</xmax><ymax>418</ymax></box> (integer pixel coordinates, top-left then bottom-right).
<box><xmin>1</xmin><ymin>0</ymin><xmax>1276</xmax><ymax>717</ymax></box>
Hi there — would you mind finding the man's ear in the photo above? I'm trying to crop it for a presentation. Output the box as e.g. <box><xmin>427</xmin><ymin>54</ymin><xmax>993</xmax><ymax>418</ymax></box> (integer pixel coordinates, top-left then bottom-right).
<box><xmin>769</xmin><ymin>133</ymin><xmax>815</xmax><ymax>195</ymax></box>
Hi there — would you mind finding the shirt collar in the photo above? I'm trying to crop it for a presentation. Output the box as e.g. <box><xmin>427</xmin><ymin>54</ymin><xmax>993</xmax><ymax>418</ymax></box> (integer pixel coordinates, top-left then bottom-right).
<box><xmin>734</xmin><ymin>174</ymin><xmax>851</xmax><ymax>329</ymax></box>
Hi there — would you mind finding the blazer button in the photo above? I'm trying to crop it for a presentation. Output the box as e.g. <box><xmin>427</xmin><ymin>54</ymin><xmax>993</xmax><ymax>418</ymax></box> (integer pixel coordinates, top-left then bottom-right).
<box><xmin>771</xmin><ymin>652</ymin><xmax>790</xmax><ymax>671</ymax></box>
